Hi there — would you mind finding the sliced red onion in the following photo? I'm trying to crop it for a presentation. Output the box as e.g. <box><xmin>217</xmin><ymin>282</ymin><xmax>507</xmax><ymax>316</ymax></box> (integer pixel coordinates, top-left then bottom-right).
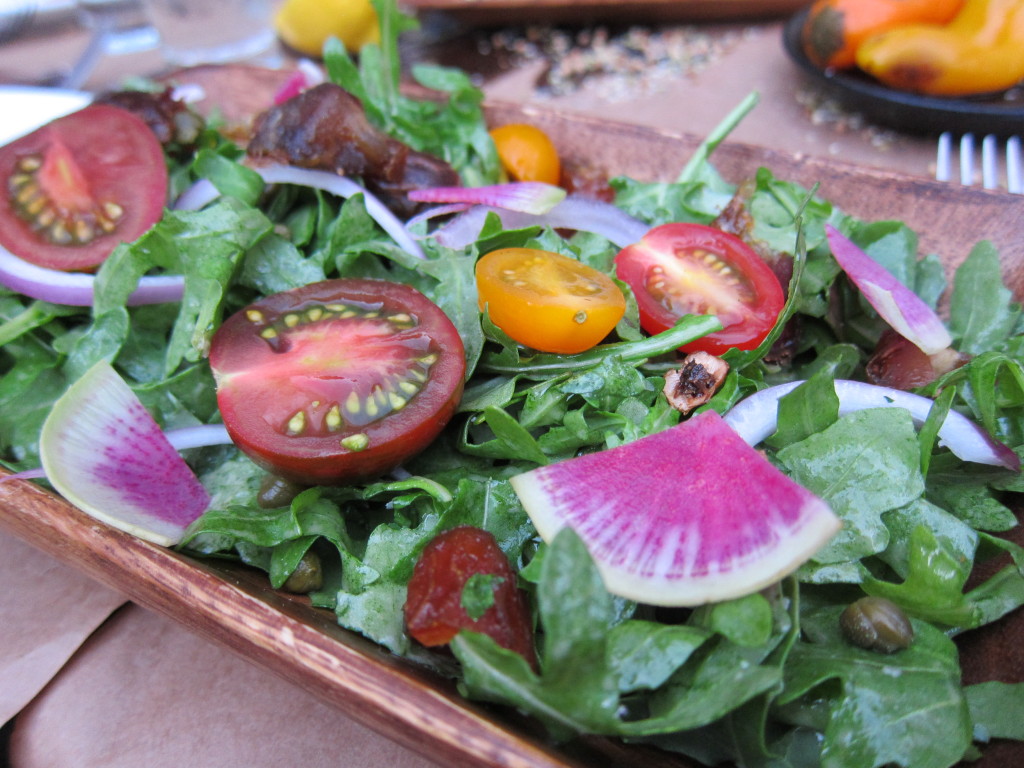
<box><xmin>172</xmin><ymin>177</ymin><xmax>220</xmax><ymax>211</ymax></box>
<box><xmin>405</xmin><ymin>202</ymin><xmax>472</xmax><ymax>234</ymax></box>
<box><xmin>429</xmin><ymin>195</ymin><xmax>648</xmax><ymax>250</ymax></box>
<box><xmin>273</xmin><ymin>60</ymin><xmax>325</xmax><ymax>104</ymax></box>
<box><xmin>166</xmin><ymin>424</ymin><xmax>232</xmax><ymax>451</ymax></box>
<box><xmin>0</xmin><ymin>467</ymin><xmax>47</xmax><ymax>483</ymax></box>
<box><xmin>273</xmin><ymin>70</ymin><xmax>309</xmax><ymax>105</ymax></box>
<box><xmin>723</xmin><ymin>379</ymin><xmax>1019</xmax><ymax>471</ymax></box>
<box><xmin>252</xmin><ymin>164</ymin><xmax>425</xmax><ymax>259</ymax></box>
<box><xmin>826</xmin><ymin>224</ymin><xmax>952</xmax><ymax>355</ymax></box>
<box><xmin>169</xmin><ymin>83</ymin><xmax>206</xmax><ymax>104</ymax></box>
<box><xmin>408</xmin><ymin>182</ymin><xmax>566</xmax><ymax>215</ymax></box>
<box><xmin>0</xmin><ymin>243</ymin><xmax>185</xmax><ymax>306</ymax></box>
<box><xmin>39</xmin><ymin>360</ymin><xmax>212</xmax><ymax>546</ymax></box>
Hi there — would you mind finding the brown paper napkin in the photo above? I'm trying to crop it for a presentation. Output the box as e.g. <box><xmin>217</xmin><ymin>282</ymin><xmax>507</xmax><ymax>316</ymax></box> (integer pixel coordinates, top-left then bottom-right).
<box><xmin>0</xmin><ymin>530</ymin><xmax>127</xmax><ymax>726</ymax></box>
<box><xmin>9</xmin><ymin>604</ymin><xmax>437</xmax><ymax>768</ymax></box>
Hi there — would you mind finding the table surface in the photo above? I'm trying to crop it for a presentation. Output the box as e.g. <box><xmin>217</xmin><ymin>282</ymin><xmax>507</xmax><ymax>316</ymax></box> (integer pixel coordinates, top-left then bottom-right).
<box><xmin>0</xmin><ymin>2</ymin><xmax>994</xmax><ymax>766</ymax></box>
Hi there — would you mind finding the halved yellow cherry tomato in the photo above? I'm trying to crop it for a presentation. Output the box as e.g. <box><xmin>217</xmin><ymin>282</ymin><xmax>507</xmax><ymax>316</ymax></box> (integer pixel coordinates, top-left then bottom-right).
<box><xmin>488</xmin><ymin>124</ymin><xmax>561</xmax><ymax>186</ymax></box>
<box><xmin>476</xmin><ymin>248</ymin><xmax>626</xmax><ymax>355</ymax></box>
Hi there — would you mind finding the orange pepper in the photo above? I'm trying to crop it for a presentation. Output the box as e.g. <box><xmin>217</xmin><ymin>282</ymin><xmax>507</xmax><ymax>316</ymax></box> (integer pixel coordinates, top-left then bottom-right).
<box><xmin>802</xmin><ymin>0</ymin><xmax>964</xmax><ymax>70</ymax></box>
<box><xmin>855</xmin><ymin>0</ymin><xmax>1024</xmax><ymax>96</ymax></box>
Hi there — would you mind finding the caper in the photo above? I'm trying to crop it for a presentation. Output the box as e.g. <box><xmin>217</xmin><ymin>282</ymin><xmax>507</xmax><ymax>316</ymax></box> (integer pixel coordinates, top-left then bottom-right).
<box><xmin>282</xmin><ymin>550</ymin><xmax>323</xmax><ymax>594</ymax></box>
<box><xmin>257</xmin><ymin>474</ymin><xmax>304</xmax><ymax>508</ymax></box>
<box><xmin>840</xmin><ymin>596</ymin><xmax>914</xmax><ymax>654</ymax></box>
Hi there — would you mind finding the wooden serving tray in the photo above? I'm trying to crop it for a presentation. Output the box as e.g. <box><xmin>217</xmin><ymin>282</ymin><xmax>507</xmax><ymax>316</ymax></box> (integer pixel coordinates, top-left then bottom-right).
<box><xmin>402</xmin><ymin>0</ymin><xmax>811</xmax><ymax>26</ymax></box>
<box><xmin>2</xmin><ymin>83</ymin><xmax>1023</xmax><ymax>768</ymax></box>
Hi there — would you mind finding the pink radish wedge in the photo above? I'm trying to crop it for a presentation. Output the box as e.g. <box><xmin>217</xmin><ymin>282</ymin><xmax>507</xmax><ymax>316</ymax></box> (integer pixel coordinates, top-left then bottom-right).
<box><xmin>510</xmin><ymin>410</ymin><xmax>840</xmax><ymax>606</ymax></box>
<box><xmin>39</xmin><ymin>360</ymin><xmax>212</xmax><ymax>546</ymax></box>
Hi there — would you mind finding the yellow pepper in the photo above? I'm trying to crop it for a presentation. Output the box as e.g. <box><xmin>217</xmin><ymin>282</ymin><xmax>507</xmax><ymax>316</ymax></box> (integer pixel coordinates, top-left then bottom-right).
<box><xmin>855</xmin><ymin>0</ymin><xmax>1024</xmax><ymax>96</ymax></box>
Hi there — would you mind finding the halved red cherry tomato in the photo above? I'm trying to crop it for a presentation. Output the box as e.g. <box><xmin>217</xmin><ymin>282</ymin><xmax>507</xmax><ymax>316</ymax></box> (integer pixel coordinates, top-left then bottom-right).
<box><xmin>209</xmin><ymin>279</ymin><xmax>466</xmax><ymax>486</ymax></box>
<box><xmin>0</xmin><ymin>104</ymin><xmax>168</xmax><ymax>271</ymax></box>
<box><xmin>614</xmin><ymin>223</ymin><xmax>785</xmax><ymax>355</ymax></box>
<box><xmin>405</xmin><ymin>526</ymin><xmax>535</xmax><ymax>666</ymax></box>
<box><xmin>489</xmin><ymin>123</ymin><xmax>561</xmax><ymax>186</ymax></box>
<box><xmin>476</xmin><ymin>247</ymin><xmax>625</xmax><ymax>355</ymax></box>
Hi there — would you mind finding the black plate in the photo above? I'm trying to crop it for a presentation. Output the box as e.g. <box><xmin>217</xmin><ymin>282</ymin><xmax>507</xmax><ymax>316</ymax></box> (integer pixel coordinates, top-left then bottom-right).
<box><xmin>782</xmin><ymin>8</ymin><xmax>1024</xmax><ymax>138</ymax></box>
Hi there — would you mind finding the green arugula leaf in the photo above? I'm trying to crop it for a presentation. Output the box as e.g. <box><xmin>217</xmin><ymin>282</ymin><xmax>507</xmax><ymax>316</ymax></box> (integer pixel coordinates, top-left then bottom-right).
<box><xmin>778</xmin><ymin>408</ymin><xmax>925</xmax><ymax>566</ymax></box>
<box><xmin>780</xmin><ymin>606</ymin><xmax>972</xmax><ymax>768</ymax></box>
<box><xmin>949</xmin><ymin>240</ymin><xmax>1021</xmax><ymax>354</ymax></box>
<box><xmin>966</xmin><ymin>681</ymin><xmax>1024</xmax><ymax>741</ymax></box>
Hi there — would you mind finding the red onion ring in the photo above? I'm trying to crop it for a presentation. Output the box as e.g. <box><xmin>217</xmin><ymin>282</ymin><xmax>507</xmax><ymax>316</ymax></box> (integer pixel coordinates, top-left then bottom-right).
<box><xmin>252</xmin><ymin>164</ymin><xmax>425</xmax><ymax>259</ymax></box>
<box><xmin>0</xmin><ymin>242</ymin><xmax>185</xmax><ymax>306</ymax></box>
<box><xmin>429</xmin><ymin>195</ymin><xmax>648</xmax><ymax>250</ymax></box>
<box><xmin>165</xmin><ymin>424</ymin><xmax>233</xmax><ymax>451</ymax></box>
<box><xmin>723</xmin><ymin>379</ymin><xmax>1020</xmax><ymax>470</ymax></box>
<box><xmin>176</xmin><ymin>165</ymin><xmax>425</xmax><ymax>259</ymax></box>
<box><xmin>408</xmin><ymin>182</ymin><xmax>566</xmax><ymax>214</ymax></box>
<box><xmin>172</xmin><ymin>177</ymin><xmax>219</xmax><ymax>211</ymax></box>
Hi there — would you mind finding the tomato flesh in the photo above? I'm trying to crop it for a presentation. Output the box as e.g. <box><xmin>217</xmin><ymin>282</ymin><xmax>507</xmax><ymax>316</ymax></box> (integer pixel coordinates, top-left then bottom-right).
<box><xmin>405</xmin><ymin>526</ymin><xmax>535</xmax><ymax>665</ymax></box>
<box><xmin>476</xmin><ymin>247</ymin><xmax>626</xmax><ymax>354</ymax></box>
<box><xmin>614</xmin><ymin>223</ymin><xmax>785</xmax><ymax>355</ymax></box>
<box><xmin>209</xmin><ymin>279</ymin><xmax>466</xmax><ymax>486</ymax></box>
<box><xmin>0</xmin><ymin>104</ymin><xmax>168</xmax><ymax>271</ymax></box>
<box><xmin>489</xmin><ymin>123</ymin><xmax>561</xmax><ymax>186</ymax></box>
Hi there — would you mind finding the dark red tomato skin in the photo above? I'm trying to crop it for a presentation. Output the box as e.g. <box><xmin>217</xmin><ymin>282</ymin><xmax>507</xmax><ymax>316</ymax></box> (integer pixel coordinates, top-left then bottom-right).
<box><xmin>209</xmin><ymin>279</ymin><xmax>465</xmax><ymax>486</ymax></box>
<box><xmin>405</xmin><ymin>526</ymin><xmax>535</xmax><ymax>665</ymax></box>
<box><xmin>0</xmin><ymin>104</ymin><xmax>168</xmax><ymax>271</ymax></box>
<box><xmin>614</xmin><ymin>223</ymin><xmax>785</xmax><ymax>355</ymax></box>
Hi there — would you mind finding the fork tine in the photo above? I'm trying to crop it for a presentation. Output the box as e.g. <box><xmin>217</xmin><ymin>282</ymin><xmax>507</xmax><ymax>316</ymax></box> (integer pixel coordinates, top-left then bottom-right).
<box><xmin>936</xmin><ymin>132</ymin><xmax>1023</xmax><ymax>193</ymax></box>
<box><xmin>960</xmin><ymin>133</ymin><xmax>976</xmax><ymax>186</ymax></box>
<box><xmin>981</xmin><ymin>134</ymin><xmax>999</xmax><ymax>190</ymax></box>
<box><xmin>1008</xmin><ymin>136</ymin><xmax>1022</xmax><ymax>194</ymax></box>
<box><xmin>936</xmin><ymin>132</ymin><xmax>953</xmax><ymax>182</ymax></box>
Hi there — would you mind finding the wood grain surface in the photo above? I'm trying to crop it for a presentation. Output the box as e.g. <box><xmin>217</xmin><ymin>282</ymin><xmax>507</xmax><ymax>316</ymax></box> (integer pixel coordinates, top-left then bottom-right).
<box><xmin>2</xmin><ymin>85</ymin><xmax>1023</xmax><ymax>768</ymax></box>
<box><xmin>402</xmin><ymin>0</ymin><xmax>811</xmax><ymax>25</ymax></box>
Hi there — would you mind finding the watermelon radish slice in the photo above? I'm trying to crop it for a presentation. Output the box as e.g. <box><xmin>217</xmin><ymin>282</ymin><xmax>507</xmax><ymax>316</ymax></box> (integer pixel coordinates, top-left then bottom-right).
<box><xmin>510</xmin><ymin>411</ymin><xmax>841</xmax><ymax>607</ymax></box>
<box><xmin>39</xmin><ymin>360</ymin><xmax>212</xmax><ymax>546</ymax></box>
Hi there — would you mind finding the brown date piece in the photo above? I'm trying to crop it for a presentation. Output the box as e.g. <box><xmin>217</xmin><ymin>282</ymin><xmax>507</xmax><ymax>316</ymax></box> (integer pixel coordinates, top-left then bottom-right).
<box><xmin>405</xmin><ymin>526</ymin><xmax>535</xmax><ymax>667</ymax></box>
<box><xmin>246</xmin><ymin>83</ymin><xmax>460</xmax><ymax>218</ymax></box>
<box><xmin>93</xmin><ymin>89</ymin><xmax>205</xmax><ymax>153</ymax></box>
<box><xmin>866</xmin><ymin>329</ymin><xmax>966</xmax><ymax>390</ymax></box>
<box><xmin>663</xmin><ymin>352</ymin><xmax>729</xmax><ymax>415</ymax></box>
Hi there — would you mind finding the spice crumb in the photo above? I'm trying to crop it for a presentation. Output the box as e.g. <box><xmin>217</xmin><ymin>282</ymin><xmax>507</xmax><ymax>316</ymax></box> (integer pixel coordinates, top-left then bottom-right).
<box><xmin>482</xmin><ymin>23</ymin><xmax>752</xmax><ymax>101</ymax></box>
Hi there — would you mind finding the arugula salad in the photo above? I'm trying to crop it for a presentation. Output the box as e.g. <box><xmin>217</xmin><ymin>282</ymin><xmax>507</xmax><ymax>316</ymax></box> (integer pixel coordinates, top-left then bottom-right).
<box><xmin>2</xmin><ymin>2</ymin><xmax>1024</xmax><ymax>766</ymax></box>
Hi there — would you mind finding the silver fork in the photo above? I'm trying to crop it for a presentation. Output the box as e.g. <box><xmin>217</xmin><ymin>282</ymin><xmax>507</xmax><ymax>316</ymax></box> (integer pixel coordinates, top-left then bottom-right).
<box><xmin>935</xmin><ymin>132</ymin><xmax>1023</xmax><ymax>194</ymax></box>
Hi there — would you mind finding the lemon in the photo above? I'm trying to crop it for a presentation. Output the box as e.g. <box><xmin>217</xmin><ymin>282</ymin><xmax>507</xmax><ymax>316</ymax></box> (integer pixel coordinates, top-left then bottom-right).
<box><xmin>274</xmin><ymin>0</ymin><xmax>381</xmax><ymax>57</ymax></box>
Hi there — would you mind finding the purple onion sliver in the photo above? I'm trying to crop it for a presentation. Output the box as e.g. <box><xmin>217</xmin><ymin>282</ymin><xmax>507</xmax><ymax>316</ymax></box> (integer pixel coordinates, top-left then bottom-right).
<box><xmin>165</xmin><ymin>424</ymin><xmax>233</xmax><ymax>451</ymax></box>
<box><xmin>0</xmin><ymin>467</ymin><xmax>47</xmax><ymax>483</ymax></box>
<box><xmin>0</xmin><ymin>243</ymin><xmax>185</xmax><ymax>306</ymax></box>
<box><xmin>723</xmin><ymin>379</ymin><xmax>1019</xmax><ymax>471</ymax></box>
<box><xmin>253</xmin><ymin>164</ymin><xmax>425</xmax><ymax>259</ymax></box>
<box><xmin>428</xmin><ymin>196</ymin><xmax>648</xmax><ymax>250</ymax></box>
<box><xmin>405</xmin><ymin>203</ymin><xmax>473</xmax><ymax>236</ymax></box>
<box><xmin>826</xmin><ymin>224</ymin><xmax>952</xmax><ymax>355</ymax></box>
<box><xmin>172</xmin><ymin>178</ymin><xmax>220</xmax><ymax>211</ymax></box>
<box><xmin>407</xmin><ymin>182</ymin><xmax>566</xmax><ymax>214</ymax></box>
<box><xmin>544</xmin><ymin>196</ymin><xmax>648</xmax><ymax>247</ymax></box>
